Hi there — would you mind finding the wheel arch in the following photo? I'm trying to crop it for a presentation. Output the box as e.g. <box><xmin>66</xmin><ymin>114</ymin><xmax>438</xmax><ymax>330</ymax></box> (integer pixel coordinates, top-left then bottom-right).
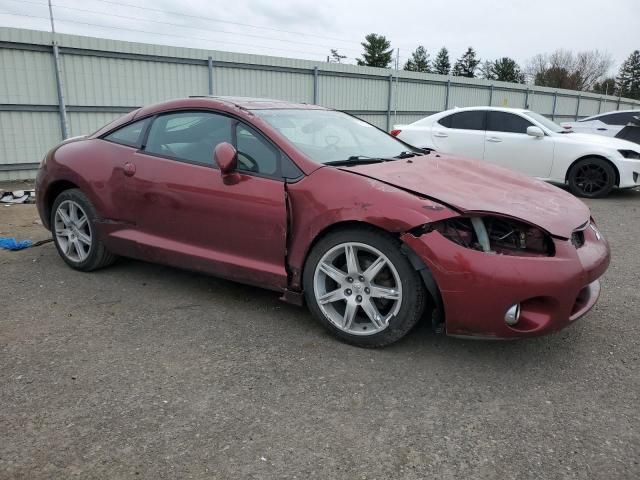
<box><xmin>297</xmin><ymin>220</ymin><xmax>444</xmax><ymax>328</ymax></box>
<box><xmin>43</xmin><ymin>180</ymin><xmax>80</xmax><ymax>229</ymax></box>
<box><xmin>565</xmin><ymin>154</ymin><xmax>620</xmax><ymax>186</ymax></box>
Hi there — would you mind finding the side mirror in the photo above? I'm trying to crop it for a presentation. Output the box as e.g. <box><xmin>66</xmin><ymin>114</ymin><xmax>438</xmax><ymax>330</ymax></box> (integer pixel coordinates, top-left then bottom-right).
<box><xmin>213</xmin><ymin>142</ymin><xmax>237</xmax><ymax>174</ymax></box>
<box><xmin>527</xmin><ymin>126</ymin><xmax>544</xmax><ymax>138</ymax></box>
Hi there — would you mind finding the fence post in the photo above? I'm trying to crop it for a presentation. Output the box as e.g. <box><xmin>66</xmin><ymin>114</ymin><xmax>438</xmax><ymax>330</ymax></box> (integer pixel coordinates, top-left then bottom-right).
<box><xmin>313</xmin><ymin>66</ymin><xmax>319</xmax><ymax>105</ymax></box>
<box><xmin>575</xmin><ymin>94</ymin><xmax>581</xmax><ymax>120</ymax></box>
<box><xmin>598</xmin><ymin>96</ymin><xmax>602</xmax><ymax>114</ymax></box>
<box><xmin>524</xmin><ymin>88</ymin><xmax>529</xmax><ymax>109</ymax></box>
<box><xmin>207</xmin><ymin>56</ymin><xmax>213</xmax><ymax>95</ymax></box>
<box><xmin>444</xmin><ymin>78</ymin><xmax>451</xmax><ymax>110</ymax></box>
<box><xmin>488</xmin><ymin>84</ymin><xmax>494</xmax><ymax>106</ymax></box>
<box><xmin>51</xmin><ymin>42</ymin><xmax>69</xmax><ymax>139</ymax></box>
<box><xmin>551</xmin><ymin>91</ymin><xmax>558</xmax><ymax>121</ymax></box>
<box><xmin>386</xmin><ymin>73</ymin><xmax>393</xmax><ymax>131</ymax></box>
<box><xmin>616</xmin><ymin>96</ymin><xmax>621</xmax><ymax>110</ymax></box>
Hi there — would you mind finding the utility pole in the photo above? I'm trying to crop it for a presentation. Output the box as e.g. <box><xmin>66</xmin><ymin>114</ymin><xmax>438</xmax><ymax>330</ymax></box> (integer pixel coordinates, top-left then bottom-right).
<box><xmin>48</xmin><ymin>0</ymin><xmax>69</xmax><ymax>139</ymax></box>
<box><xmin>48</xmin><ymin>0</ymin><xmax>56</xmax><ymax>34</ymax></box>
<box><xmin>394</xmin><ymin>48</ymin><xmax>399</xmax><ymax>124</ymax></box>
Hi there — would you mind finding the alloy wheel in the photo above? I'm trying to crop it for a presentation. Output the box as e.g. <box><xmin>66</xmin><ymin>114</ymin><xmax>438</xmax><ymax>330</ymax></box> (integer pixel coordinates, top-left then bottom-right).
<box><xmin>54</xmin><ymin>200</ymin><xmax>92</xmax><ymax>262</ymax></box>
<box><xmin>313</xmin><ymin>242</ymin><xmax>403</xmax><ymax>336</ymax></box>
<box><xmin>574</xmin><ymin>163</ymin><xmax>609</xmax><ymax>196</ymax></box>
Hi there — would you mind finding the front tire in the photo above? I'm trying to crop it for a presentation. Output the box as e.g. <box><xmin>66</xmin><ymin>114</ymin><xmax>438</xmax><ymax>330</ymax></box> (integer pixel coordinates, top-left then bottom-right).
<box><xmin>303</xmin><ymin>227</ymin><xmax>426</xmax><ymax>347</ymax></box>
<box><xmin>51</xmin><ymin>188</ymin><xmax>117</xmax><ymax>271</ymax></box>
<box><xmin>567</xmin><ymin>157</ymin><xmax>616</xmax><ymax>198</ymax></box>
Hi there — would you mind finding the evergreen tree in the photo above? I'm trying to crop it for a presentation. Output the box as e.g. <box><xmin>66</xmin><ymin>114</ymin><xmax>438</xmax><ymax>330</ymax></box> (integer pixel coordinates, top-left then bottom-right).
<box><xmin>616</xmin><ymin>50</ymin><xmax>640</xmax><ymax>100</ymax></box>
<box><xmin>490</xmin><ymin>57</ymin><xmax>525</xmax><ymax>83</ymax></box>
<box><xmin>592</xmin><ymin>77</ymin><xmax>616</xmax><ymax>95</ymax></box>
<box><xmin>357</xmin><ymin>34</ymin><xmax>393</xmax><ymax>68</ymax></box>
<box><xmin>329</xmin><ymin>49</ymin><xmax>346</xmax><ymax>63</ymax></box>
<box><xmin>479</xmin><ymin>60</ymin><xmax>495</xmax><ymax>80</ymax></box>
<box><xmin>404</xmin><ymin>46</ymin><xmax>431</xmax><ymax>72</ymax></box>
<box><xmin>433</xmin><ymin>47</ymin><xmax>451</xmax><ymax>75</ymax></box>
<box><xmin>452</xmin><ymin>47</ymin><xmax>480</xmax><ymax>78</ymax></box>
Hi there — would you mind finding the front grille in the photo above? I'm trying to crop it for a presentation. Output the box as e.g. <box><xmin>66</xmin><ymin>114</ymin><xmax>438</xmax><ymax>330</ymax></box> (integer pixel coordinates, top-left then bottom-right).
<box><xmin>571</xmin><ymin>230</ymin><xmax>585</xmax><ymax>248</ymax></box>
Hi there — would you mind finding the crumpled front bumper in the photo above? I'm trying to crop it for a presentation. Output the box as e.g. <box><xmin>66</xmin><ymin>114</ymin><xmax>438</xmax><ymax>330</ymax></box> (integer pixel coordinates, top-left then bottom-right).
<box><xmin>401</xmin><ymin>222</ymin><xmax>610</xmax><ymax>339</ymax></box>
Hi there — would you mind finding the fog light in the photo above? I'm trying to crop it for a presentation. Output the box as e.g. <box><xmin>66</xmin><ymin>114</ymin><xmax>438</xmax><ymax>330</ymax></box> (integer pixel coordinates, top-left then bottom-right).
<box><xmin>505</xmin><ymin>304</ymin><xmax>521</xmax><ymax>326</ymax></box>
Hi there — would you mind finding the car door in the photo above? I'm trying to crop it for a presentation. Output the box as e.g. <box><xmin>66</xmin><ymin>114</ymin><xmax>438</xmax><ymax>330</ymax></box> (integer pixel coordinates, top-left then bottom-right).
<box><xmin>430</xmin><ymin>110</ymin><xmax>486</xmax><ymax>160</ymax></box>
<box><xmin>123</xmin><ymin>110</ymin><xmax>294</xmax><ymax>290</ymax></box>
<box><xmin>483</xmin><ymin>111</ymin><xmax>554</xmax><ymax>178</ymax></box>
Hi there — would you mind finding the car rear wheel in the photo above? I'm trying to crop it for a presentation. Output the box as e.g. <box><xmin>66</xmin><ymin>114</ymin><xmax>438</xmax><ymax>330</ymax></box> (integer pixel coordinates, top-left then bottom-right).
<box><xmin>51</xmin><ymin>189</ymin><xmax>117</xmax><ymax>271</ymax></box>
<box><xmin>568</xmin><ymin>157</ymin><xmax>616</xmax><ymax>198</ymax></box>
<box><xmin>303</xmin><ymin>227</ymin><xmax>426</xmax><ymax>347</ymax></box>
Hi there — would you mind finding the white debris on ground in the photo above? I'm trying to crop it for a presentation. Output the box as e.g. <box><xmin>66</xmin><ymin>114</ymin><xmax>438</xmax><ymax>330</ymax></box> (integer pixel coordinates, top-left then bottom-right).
<box><xmin>0</xmin><ymin>189</ymin><xmax>36</xmax><ymax>204</ymax></box>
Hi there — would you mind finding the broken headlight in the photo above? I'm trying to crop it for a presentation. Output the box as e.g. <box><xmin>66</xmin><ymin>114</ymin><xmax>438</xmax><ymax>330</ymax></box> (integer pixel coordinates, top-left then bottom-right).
<box><xmin>412</xmin><ymin>215</ymin><xmax>555</xmax><ymax>257</ymax></box>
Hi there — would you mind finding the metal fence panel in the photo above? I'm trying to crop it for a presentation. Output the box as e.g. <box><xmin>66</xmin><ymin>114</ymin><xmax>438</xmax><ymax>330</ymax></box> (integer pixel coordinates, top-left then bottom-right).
<box><xmin>492</xmin><ymin>90</ymin><xmax>526</xmax><ymax>108</ymax></box>
<box><xmin>60</xmin><ymin>55</ymin><xmax>208</xmax><ymax>106</ymax></box>
<box><xmin>0</xmin><ymin>48</ymin><xmax>58</xmax><ymax>104</ymax></box>
<box><xmin>528</xmin><ymin>92</ymin><xmax>555</xmax><ymax>116</ymax></box>
<box><xmin>0</xmin><ymin>111</ymin><xmax>60</xmax><ymax>166</ymax></box>
<box><xmin>67</xmin><ymin>111</ymin><xmax>125</xmax><ymax>137</ymax></box>
<box><xmin>214</xmin><ymin>68</ymin><xmax>313</xmax><ymax>103</ymax></box>
<box><xmin>395</xmin><ymin>80</ymin><xmax>446</xmax><ymax>112</ymax></box>
<box><xmin>319</xmin><ymin>75</ymin><xmax>388</xmax><ymax>111</ymax></box>
<box><xmin>578</xmin><ymin>98</ymin><xmax>600</xmax><ymax>117</ymax></box>
<box><xmin>449</xmin><ymin>85</ymin><xmax>491</xmax><ymax>108</ymax></box>
<box><xmin>1</xmin><ymin>26</ymin><xmax>639</xmax><ymax>181</ymax></box>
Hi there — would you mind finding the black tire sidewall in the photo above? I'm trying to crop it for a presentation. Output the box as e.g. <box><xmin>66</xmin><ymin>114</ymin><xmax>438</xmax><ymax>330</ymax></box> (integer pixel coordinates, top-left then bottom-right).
<box><xmin>50</xmin><ymin>189</ymin><xmax>102</xmax><ymax>271</ymax></box>
<box><xmin>568</xmin><ymin>158</ymin><xmax>615</xmax><ymax>198</ymax></box>
<box><xmin>303</xmin><ymin>228</ymin><xmax>425</xmax><ymax>347</ymax></box>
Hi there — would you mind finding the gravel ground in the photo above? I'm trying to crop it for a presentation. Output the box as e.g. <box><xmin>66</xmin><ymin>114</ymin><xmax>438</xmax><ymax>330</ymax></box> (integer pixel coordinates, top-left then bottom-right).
<box><xmin>1</xmin><ymin>186</ymin><xmax>639</xmax><ymax>479</ymax></box>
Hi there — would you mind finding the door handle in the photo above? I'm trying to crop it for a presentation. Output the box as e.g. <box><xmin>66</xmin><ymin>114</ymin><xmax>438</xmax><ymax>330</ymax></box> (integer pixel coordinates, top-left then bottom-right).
<box><xmin>486</xmin><ymin>137</ymin><xmax>502</xmax><ymax>143</ymax></box>
<box><xmin>433</xmin><ymin>132</ymin><xmax>448</xmax><ymax>138</ymax></box>
<box><xmin>123</xmin><ymin>162</ymin><xmax>136</xmax><ymax>177</ymax></box>
<box><xmin>597</xmin><ymin>128</ymin><xmax>607</xmax><ymax>131</ymax></box>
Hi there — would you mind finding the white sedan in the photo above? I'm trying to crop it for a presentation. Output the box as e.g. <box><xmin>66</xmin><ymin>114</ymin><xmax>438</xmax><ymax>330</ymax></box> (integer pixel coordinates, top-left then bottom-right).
<box><xmin>392</xmin><ymin>107</ymin><xmax>640</xmax><ymax>198</ymax></box>
<box><xmin>561</xmin><ymin>110</ymin><xmax>640</xmax><ymax>138</ymax></box>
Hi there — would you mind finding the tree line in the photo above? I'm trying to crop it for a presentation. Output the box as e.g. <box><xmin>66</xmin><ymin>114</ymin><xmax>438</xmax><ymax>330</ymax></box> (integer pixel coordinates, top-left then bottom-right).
<box><xmin>329</xmin><ymin>33</ymin><xmax>640</xmax><ymax>100</ymax></box>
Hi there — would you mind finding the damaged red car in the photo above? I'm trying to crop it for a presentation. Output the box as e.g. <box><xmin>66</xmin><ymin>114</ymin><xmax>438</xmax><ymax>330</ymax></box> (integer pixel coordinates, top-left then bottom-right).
<box><xmin>36</xmin><ymin>97</ymin><xmax>610</xmax><ymax>347</ymax></box>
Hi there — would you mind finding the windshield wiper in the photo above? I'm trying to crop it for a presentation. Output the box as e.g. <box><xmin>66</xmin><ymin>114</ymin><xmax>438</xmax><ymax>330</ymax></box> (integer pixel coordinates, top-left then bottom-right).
<box><xmin>394</xmin><ymin>151</ymin><xmax>418</xmax><ymax>159</ymax></box>
<box><xmin>324</xmin><ymin>156</ymin><xmax>386</xmax><ymax>166</ymax></box>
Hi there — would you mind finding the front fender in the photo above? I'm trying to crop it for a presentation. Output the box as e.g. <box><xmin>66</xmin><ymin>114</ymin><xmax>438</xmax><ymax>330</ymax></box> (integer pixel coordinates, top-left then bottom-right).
<box><xmin>285</xmin><ymin>167</ymin><xmax>458</xmax><ymax>290</ymax></box>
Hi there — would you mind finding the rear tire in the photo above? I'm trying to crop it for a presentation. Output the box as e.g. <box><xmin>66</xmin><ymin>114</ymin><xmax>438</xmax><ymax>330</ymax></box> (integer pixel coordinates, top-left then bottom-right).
<box><xmin>303</xmin><ymin>227</ymin><xmax>426</xmax><ymax>348</ymax></box>
<box><xmin>567</xmin><ymin>157</ymin><xmax>616</xmax><ymax>198</ymax></box>
<box><xmin>51</xmin><ymin>188</ymin><xmax>117</xmax><ymax>271</ymax></box>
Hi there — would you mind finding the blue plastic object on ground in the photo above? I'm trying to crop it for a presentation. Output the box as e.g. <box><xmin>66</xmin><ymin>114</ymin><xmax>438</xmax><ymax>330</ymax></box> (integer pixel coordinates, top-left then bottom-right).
<box><xmin>0</xmin><ymin>237</ymin><xmax>33</xmax><ymax>250</ymax></box>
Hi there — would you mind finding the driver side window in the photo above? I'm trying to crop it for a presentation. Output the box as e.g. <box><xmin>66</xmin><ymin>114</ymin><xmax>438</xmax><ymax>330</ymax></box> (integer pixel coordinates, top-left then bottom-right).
<box><xmin>145</xmin><ymin>111</ymin><xmax>233</xmax><ymax>166</ymax></box>
<box><xmin>235</xmin><ymin>124</ymin><xmax>279</xmax><ymax>176</ymax></box>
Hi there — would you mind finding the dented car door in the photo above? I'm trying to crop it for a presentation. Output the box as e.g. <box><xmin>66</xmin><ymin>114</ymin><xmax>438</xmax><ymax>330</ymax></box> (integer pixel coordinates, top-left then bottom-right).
<box><xmin>124</xmin><ymin>111</ymin><xmax>289</xmax><ymax>290</ymax></box>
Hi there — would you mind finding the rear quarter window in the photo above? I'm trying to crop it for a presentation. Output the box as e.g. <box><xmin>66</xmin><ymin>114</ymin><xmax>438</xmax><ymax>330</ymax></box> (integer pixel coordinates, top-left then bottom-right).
<box><xmin>438</xmin><ymin>111</ymin><xmax>485</xmax><ymax>130</ymax></box>
<box><xmin>103</xmin><ymin>118</ymin><xmax>149</xmax><ymax>148</ymax></box>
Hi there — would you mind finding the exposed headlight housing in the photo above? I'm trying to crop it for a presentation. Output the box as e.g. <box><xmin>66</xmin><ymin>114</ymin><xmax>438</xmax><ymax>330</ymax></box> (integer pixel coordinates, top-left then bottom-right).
<box><xmin>412</xmin><ymin>215</ymin><xmax>555</xmax><ymax>257</ymax></box>
<box><xmin>618</xmin><ymin>149</ymin><xmax>640</xmax><ymax>159</ymax></box>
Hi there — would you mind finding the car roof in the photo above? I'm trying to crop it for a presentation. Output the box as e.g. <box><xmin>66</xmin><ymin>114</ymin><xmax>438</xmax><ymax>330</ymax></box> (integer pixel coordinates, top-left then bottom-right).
<box><xmin>439</xmin><ymin>106</ymin><xmax>530</xmax><ymax>114</ymax></box>
<box><xmin>190</xmin><ymin>95</ymin><xmax>327</xmax><ymax>110</ymax></box>
<box><xmin>581</xmin><ymin>109</ymin><xmax>640</xmax><ymax>120</ymax></box>
<box><xmin>129</xmin><ymin>96</ymin><xmax>328</xmax><ymax>123</ymax></box>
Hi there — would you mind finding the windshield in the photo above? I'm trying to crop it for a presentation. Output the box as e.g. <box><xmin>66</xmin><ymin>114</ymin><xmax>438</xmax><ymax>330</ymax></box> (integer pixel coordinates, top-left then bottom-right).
<box><xmin>254</xmin><ymin>109</ymin><xmax>415</xmax><ymax>164</ymax></box>
<box><xmin>525</xmin><ymin>111</ymin><xmax>564</xmax><ymax>133</ymax></box>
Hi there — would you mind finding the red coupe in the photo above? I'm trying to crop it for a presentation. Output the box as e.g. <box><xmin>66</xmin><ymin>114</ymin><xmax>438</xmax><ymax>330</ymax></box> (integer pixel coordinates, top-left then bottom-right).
<box><xmin>36</xmin><ymin>97</ymin><xmax>610</xmax><ymax>347</ymax></box>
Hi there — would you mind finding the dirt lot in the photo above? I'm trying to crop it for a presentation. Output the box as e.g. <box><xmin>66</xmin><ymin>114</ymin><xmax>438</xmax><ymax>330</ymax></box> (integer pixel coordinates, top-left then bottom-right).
<box><xmin>1</xmin><ymin>184</ymin><xmax>639</xmax><ymax>479</ymax></box>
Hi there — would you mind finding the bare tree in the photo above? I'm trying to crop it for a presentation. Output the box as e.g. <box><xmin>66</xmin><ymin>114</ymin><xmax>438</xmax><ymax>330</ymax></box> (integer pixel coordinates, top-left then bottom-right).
<box><xmin>526</xmin><ymin>49</ymin><xmax>613</xmax><ymax>91</ymax></box>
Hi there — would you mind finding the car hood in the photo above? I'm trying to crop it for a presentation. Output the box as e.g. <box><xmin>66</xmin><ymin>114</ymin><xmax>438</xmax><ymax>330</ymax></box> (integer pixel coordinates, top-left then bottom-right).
<box><xmin>559</xmin><ymin>132</ymin><xmax>638</xmax><ymax>150</ymax></box>
<box><xmin>339</xmin><ymin>155</ymin><xmax>590</xmax><ymax>239</ymax></box>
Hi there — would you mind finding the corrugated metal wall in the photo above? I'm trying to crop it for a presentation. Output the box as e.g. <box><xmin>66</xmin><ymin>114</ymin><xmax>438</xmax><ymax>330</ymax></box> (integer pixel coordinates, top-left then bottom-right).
<box><xmin>2</xmin><ymin>26</ymin><xmax>640</xmax><ymax>180</ymax></box>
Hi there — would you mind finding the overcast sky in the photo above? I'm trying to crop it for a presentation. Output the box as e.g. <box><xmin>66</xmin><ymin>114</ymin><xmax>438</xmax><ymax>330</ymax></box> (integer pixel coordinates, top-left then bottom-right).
<box><xmin>1</xmin><ymin>0</ymin><xmax>638</xmax><ymax>72</ymax></box>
